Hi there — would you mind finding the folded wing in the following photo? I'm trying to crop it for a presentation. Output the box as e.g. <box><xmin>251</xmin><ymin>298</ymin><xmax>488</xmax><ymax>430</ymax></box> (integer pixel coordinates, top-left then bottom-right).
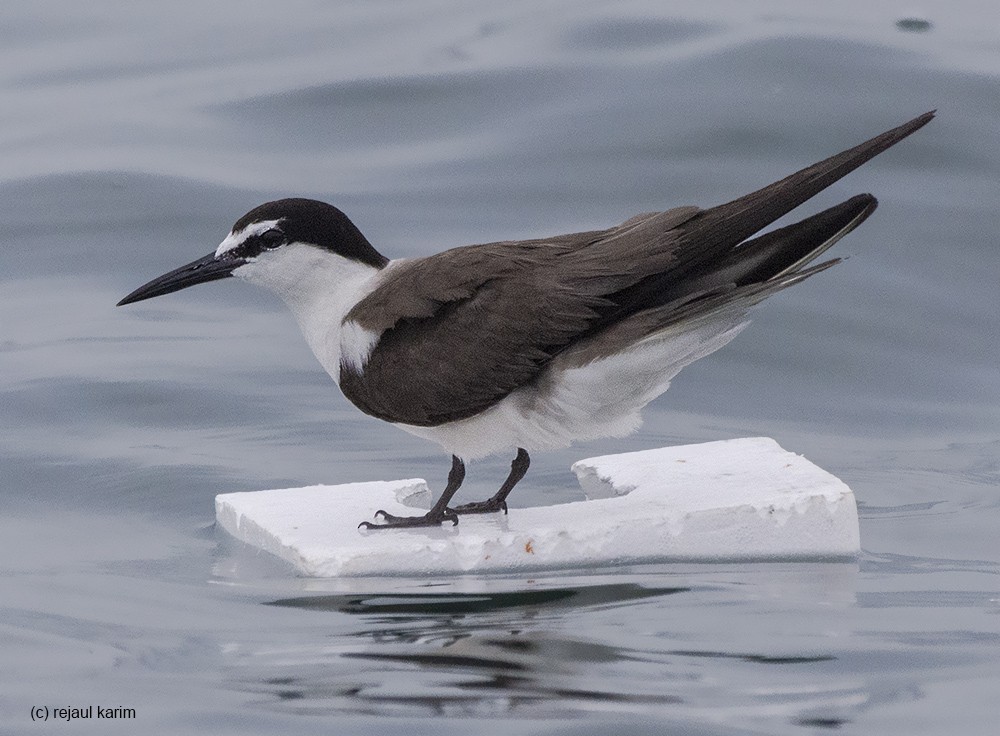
<box><xmin>340</xmin><ymin>112</ymin><xmax>933</xmax><ymax>426</ymax></box>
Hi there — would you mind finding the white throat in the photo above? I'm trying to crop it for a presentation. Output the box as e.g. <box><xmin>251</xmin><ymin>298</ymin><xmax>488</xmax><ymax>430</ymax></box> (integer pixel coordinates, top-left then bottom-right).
<box><xmin>231</xmin><ymin>242</ymin><xmax>383</xmax><ymax>383</ymax></box>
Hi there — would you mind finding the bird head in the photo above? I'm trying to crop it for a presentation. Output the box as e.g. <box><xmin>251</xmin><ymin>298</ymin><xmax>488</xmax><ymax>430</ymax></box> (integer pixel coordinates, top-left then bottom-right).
<box><xmin>117</xmin><ymin>198</ymin><xmax>386</xmax><ymax>306</ymax></box>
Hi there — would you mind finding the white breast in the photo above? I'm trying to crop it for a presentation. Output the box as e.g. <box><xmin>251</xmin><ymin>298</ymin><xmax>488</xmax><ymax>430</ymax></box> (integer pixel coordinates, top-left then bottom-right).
<box><xmin>231</xmin><ymin>243</ymin><xmax>384</xmax><ymax>384</ymax></box>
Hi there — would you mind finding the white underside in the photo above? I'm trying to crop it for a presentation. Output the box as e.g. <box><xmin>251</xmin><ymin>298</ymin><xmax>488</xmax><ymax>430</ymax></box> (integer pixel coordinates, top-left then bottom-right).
<box><xmin>394</xmin><ymin>315</ymin><xmax>751</xmax><ymax>460</ymax></box>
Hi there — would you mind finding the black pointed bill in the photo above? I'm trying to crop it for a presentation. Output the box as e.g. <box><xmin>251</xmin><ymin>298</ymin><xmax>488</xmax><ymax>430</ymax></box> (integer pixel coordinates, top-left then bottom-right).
<box><xmin>117</xmin><ymin>253</ymin><xmax>242</xmax><ymax>306</ymax></box>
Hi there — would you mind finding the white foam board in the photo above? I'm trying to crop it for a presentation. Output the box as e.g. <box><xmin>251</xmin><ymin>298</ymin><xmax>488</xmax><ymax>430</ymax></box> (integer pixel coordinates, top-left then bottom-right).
<box><xmin>215</xmin><ymin>437</ymin><xmax>859</xmax><ymax>577</ymax></box>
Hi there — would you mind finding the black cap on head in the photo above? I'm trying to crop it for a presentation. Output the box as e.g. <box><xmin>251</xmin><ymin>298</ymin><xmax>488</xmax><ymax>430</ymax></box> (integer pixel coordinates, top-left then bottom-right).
<box><xmin>232</xmin><ymin>198</ymin><xmax>388</xmax><ymax>268</ymax></box>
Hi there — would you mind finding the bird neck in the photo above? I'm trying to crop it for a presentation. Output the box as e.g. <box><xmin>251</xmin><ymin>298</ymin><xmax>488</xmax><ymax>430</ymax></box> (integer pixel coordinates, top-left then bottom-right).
<box><xmin>234</xmin><ymin>243</ymin><xmax>384</xmax><ymax>384</ymax></box>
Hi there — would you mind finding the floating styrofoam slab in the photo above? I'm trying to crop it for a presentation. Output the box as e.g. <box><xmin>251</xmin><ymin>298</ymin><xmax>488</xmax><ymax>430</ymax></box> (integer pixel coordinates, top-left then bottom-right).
<box><xmin>215</xmin><ymin>437</ymin><xmax>859</xmax><ymax>577</ymax></box>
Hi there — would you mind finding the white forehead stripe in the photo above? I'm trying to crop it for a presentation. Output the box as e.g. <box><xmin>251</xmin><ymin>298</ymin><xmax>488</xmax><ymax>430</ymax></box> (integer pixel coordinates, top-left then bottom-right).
<box><xmin>216</xmin><ymin>219</ymin><xmax>283</xmax><ymax>258</ymax></box>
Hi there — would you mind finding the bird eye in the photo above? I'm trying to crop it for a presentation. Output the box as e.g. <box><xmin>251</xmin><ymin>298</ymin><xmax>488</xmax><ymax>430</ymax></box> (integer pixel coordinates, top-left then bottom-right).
<box><xmin>259</xmin><ymin>228</ymin><xmax>285</xmax><ymax>249</ymax></box>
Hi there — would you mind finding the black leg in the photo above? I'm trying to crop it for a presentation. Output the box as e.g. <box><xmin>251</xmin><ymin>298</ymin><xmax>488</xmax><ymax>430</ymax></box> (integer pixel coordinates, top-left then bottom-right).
<box><xmin>359</xmin><ymin>455</ymin><xmax>465</xmax><ymax>530</ymax></box>
<box><xmin>451</xmin><ymin>448</ymin><xmax>530</xmax><ymax>515</ymax></box>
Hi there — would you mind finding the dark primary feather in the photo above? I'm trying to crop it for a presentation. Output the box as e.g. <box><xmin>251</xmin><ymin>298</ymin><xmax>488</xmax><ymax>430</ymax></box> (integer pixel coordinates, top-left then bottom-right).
<box><xmin>339</xmin><ymin>112</ymin><xmax>934</xmax><ymax>427</ymax></box>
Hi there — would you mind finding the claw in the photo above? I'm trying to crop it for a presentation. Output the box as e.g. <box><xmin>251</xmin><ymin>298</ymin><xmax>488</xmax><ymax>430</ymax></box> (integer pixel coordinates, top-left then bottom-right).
<box><xmin>357</xmin><ymin>454</ymin><xmax>466</xmax><ymax>530</ymax></box>
<box><xmin>358</xmin><ymin>507</ymin><xmax>459</xmax><ymax>530</ymax></box>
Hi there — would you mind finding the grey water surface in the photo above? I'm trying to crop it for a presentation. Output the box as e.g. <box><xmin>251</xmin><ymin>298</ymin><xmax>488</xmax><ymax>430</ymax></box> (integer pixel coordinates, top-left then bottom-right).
<box><xmin>1</xmin><ymin>1</ymin><xmax>998</xmax><ymax>733</ymax></box>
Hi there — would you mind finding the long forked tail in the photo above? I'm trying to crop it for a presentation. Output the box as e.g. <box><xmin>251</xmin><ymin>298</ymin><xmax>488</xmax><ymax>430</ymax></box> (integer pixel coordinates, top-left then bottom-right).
<box><xmin>595</xmin><ymin>112</ymin><xmax>933</xmax><ymax>339</ymax></box>
<box><xmin>630</xmin><ymin>112</ymin><xmax>933</xmax><ymax>311</ymax></box>
<box><xmin>679</xmin><ymin>111</ymin><xmax>935</xmax><ymax>261</ymax></box>
<box><xmin>683</xmin><ymin>192</ymin><xmax>878</xmax><ymax>294</ymax></box>
<box><xmin>654</xmin><ymin>195</ymin><xmax>878</xmax><ymax>331</ymax></box>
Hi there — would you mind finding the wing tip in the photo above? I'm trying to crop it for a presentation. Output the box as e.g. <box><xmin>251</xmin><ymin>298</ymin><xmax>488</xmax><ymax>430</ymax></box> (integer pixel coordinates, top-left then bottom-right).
<box><xmin>884</xmin><ymin>110</ymin><xmax>936</xmax><ymax>144</ymax></box>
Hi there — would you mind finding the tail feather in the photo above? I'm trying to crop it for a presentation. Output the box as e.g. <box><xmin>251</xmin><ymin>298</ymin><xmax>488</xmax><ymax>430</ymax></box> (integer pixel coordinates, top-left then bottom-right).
<box><xmin>561</xmin><ymin>112</ymin><xmax>934</xmax><ymax>365</ymax></box>
<box><xmin>607</xmin><ymin>192</ymin><xmax>877</xmax><ymax>320</ymax></box>
<box><xmin>686</xmin><ymin>192</ymin><xmax>877</xmax><ymax>292</ymax></box>
<box><xmin>675</xmin><ymin>111</ymin><xmax>934</xmax><ymax>269</ymax></box>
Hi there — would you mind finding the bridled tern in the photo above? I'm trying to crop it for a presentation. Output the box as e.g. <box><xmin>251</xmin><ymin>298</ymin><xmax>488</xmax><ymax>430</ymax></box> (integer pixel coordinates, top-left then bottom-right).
<box><xmin>118</xmin><ymin>111</ymin><xmax>934</xmax><ymax>529</ymax></box>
